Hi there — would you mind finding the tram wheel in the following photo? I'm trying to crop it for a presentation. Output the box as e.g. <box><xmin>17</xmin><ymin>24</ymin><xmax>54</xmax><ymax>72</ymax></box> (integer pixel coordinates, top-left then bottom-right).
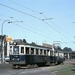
<box><xmin>34</xmin><ymin>64</ymin><xmax>38</xmax><ymax>68</ymax></box>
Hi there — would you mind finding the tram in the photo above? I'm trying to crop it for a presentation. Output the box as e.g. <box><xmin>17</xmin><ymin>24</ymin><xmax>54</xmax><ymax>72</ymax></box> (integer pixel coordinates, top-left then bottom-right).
<box><xmin>9</xmin><ymin>39</ymin><xmax>64</xmax><ymax>68</ymax></box>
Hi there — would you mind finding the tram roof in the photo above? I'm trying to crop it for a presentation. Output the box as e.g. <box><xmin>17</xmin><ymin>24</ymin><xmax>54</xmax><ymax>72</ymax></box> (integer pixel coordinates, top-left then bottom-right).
<box><xmin>10</xmin><ymin>40</ymin><xmax>52</xmax><ymax>49</ymax></box>
<box><xmin>10</xmin><ymin>39</ymin><xmax>63</xmax><ymax>52</ymax></box>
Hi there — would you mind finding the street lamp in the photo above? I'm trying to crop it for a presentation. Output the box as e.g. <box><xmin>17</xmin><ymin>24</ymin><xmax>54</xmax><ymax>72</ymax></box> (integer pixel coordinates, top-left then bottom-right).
<box><xmin>1</xmin><ymin>20</ymin><xmax>23</xmax><ymax>35</ymax></box>
<box><xmin>1</xmin><ymin>19</ymin><xmax>23</xmax><ymax>63</ymax></box>
<box><xmin>1</xmin><ymin>19</ymin><xmax>12</xmax><ymax>35</ymax></box>
<box><xmin>1</xmin><ymin>19</ymin><xmax>12</xmax><ymax>63</ymax></box>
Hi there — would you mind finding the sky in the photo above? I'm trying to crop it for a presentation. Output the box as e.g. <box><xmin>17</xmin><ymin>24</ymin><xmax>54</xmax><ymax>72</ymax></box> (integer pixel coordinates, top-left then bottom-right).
<box><xmin>0</xmin><ymin>0</ymin><xmax>75</xmax><ymax>50</ymax></box>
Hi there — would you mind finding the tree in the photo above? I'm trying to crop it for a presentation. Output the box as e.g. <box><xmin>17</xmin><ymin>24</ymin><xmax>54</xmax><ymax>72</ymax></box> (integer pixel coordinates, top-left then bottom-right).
<box><xmin>63</xmin><ymin>47</ymin><xmax>73</xmax><ymax>52</ymax></box>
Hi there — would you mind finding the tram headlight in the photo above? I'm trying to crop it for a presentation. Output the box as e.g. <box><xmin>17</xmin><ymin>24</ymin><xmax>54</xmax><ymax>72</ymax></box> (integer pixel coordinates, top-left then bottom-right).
<box><xmin>12</xmin><ymin>58</ymin><xmax>15</xmax><ymax>61</ymax></box>
<box><xmin>17</xmin><ymin>58</ymin><xmax>19</xmax><ymax>61</ymax></box>
<box><xmin>12</xmin><ymin>58</ymin><xmax>19</xmax><ymax>61</ymax></box>
<box><xmin>14</xmin><ymin>42</ymin><xmax>17</xmax><ymax>46</ymax></box>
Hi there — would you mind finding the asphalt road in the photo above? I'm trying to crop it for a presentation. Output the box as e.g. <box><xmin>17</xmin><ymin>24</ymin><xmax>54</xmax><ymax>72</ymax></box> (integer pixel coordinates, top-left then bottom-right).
<box><xmin>0</xmin><ymin>63</ymin><xmax>55</xmax><ymax>75</ymax></box>
<box><xmin>0</xmin><ymin>59</ymin><xmax>75</xmax><ymax>75</ymax></box>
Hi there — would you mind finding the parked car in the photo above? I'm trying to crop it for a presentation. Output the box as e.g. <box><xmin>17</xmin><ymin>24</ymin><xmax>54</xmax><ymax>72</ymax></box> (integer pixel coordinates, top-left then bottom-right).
<box><xmin>5</xmin><ymin>56</ymin><xmax>10</xmax><ymax>62</ymax></box>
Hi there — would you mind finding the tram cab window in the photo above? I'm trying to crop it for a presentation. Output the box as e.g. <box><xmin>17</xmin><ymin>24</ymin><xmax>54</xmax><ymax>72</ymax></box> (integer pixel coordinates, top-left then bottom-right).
<box><xmin>13</xmin><ymin>46</ymin><xmax>19</xmax><ymax>54</ymax></box>
<box><xmin>31</xmin><ymin>48</ymin><xmax>34</xmax><ymax>54</ymax></box>
<box><xmin>26</xmin><ymin>47</ymin><xmax>29</xmax><ymax>54</ymax></box>
<box><xmin>21</xmin><ymin>47</ymin><xmax>24</xmax><ymax>54</ymax></box>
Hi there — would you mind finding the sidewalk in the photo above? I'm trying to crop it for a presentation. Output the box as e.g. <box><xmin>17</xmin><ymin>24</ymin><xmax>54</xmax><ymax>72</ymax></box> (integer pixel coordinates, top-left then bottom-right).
<box><xmin>64</xmin><ymin>59</ymin><xmax>75</xmax><ymax>64</ymax></box>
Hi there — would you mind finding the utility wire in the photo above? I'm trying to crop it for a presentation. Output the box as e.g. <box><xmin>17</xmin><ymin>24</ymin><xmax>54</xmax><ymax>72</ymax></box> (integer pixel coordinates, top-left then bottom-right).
<box><xmin>50</xmin><ymin>20</ymin><xmax>73</xmax><ymax>36</ymax></box>
<box><xmin>0</xmin><ymin>13</ymin><xmax>58</xmax><ymax>38</ymax></box>
<box><xmin>12</xmin><ymin>23</ymin><xmax>53</xmax><ymax>40</ymax></box>
<box><xmin>0</xmin><ymin>3</ymin><xmax>42</xmax><ymax>20</ymax></box>
<box><xmin>8</xmin><ymin>0</ymin><xmax>75</xmax><ymax>37</ymax></box>
<box><xmin>41</xmin><ymin>13</ymin><xmax>74</xmax><ymax>43</ymax></box>
<box><xmin>7</xmin><ymin>0</ymin><xmax>75</xmax><ymax>46</ymax></box>
<box><xmin>7</xmin><ymin>0</ymin><xmax>71</xmax><ymax>40</ymax></box>
<box><xmin>8</xmin><ymin>0</ymin><xmax>75</xmax><ymax>19</ymax></box>
<box><xmin>0</xmin><ymin>18</ymin><xmax>53</xmax><ymax>40</ymax></box>
<box><xmin>43</xmin><ymin>20</ymin><xmax>74</xmax><ymax>43</ymax></box>
<box><xmin>0</xmin><ymin>18</ymin><xmax>54</xmax><ymax>41</ymax></box>
<box><xmin>41</xmin><ymin>13</ymin><xmax>73</xmax><ymax>36</ymax></box>
<box><xmin>0</xmin><ymin>3</ymin><xmax>74</xmax><ymax>43</ymax></box>
<box><xmin>8</xmin><ymin>0</ymin><xmax>40</xmax><ymax>14</ymax></box>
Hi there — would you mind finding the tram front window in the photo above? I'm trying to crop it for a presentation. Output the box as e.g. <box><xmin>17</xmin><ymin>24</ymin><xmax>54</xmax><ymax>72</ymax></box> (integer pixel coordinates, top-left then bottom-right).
<box><xmin>13</xmin><ymin>46</ymin><xmax>19</xmax><ymax>54</ymax></box>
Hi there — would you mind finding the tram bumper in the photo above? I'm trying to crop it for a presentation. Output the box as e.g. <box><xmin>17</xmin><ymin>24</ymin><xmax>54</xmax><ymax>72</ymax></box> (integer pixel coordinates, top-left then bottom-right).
<box><xmin>10</xmin><ymin>58</ymin><xmax>26</xmax><ymax>65</ymax></box>
<box><xmin>10</xmin><ymin>61</ymin><xmax>26</xmax><ymax>65</ymax></box>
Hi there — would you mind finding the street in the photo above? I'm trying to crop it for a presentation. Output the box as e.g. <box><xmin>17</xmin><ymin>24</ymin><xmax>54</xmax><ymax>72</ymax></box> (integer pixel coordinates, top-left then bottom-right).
<box><xmin>0</xmin><ymin>63</ymin><xmax>55</xmax><ymax>75</ymax></box>
<box><xmin>0</xmin><ymin>60</ymin><xmax>75</xmax><ymax>75</ymax></box>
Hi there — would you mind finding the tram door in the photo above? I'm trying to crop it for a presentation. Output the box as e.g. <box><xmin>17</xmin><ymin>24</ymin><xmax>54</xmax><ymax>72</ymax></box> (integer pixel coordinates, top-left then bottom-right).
<box><xmin>19</xmin><ymin>46</ymin><xmax>25</xmax><ymax>62</ymax></box>
<box><xmin>46</xmin><ymin>50</ymin><xmax>50</xmax><ymax>65</ymax></box>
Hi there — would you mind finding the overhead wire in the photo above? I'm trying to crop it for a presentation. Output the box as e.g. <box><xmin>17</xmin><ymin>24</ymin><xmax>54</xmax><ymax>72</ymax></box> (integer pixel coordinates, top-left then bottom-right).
<box><xmin>12</xmin><ymin>23</ymin><xmax>53</xmax><ymax>40</ymax></box>
<box><xmin>39</xmin><ymin>13</ymin><xmax>73</xmax><ymax>37</ymax></box>
<box><xmin>50</xmin><ymin>20</ymin><xmax>73</xmax><ymax>36</ymax></box>
<box><xmin>42</xmin><ymin>14</ymin><xmax>73</xmax><ymax>38</ymax></box>
<box><xmin>8</xmin><ymin>0</ymin><xmax>75</xmax><ymax>19</ymax></box>
<box><xmin>7</xmin><ymin>0</ymin><xmax>75</xmax><ymax>49</ymax></box>
<box><xmin>43</xmin><ymin>20</ymin><xmax>74</xmax><ymax>43</ymax></box>
<box><xmin>8</xmin><ymin>0</ymin><xmax>40</xmax><ymax>14</ymax></box>
<box><xmin>0</xmin><ymin>18</ymin><xmax>53</xmax><ymax>40</ymax></box>
<box><xmin>0</xmin><ymin>13</ymin><xmax>58</xmax><ymax>38</ymax></box>
<box><xmin>40</xmin><ymin>13</ymin><xmax>74</xmax><ymax>43</ymax></box>
<box><xmin>0</xmin><ymin>3</ymin><xmax>74</xmax><ymax>43</ymax></box>
<box><xmin>0</xmin><ymin>3</ymin><xmax>42</xmax><ymax>20</ymax></box>
<box><xmin>7</xmin><ymin>0</ymin><xmax>74</xmax><ymax>42</ymax></box>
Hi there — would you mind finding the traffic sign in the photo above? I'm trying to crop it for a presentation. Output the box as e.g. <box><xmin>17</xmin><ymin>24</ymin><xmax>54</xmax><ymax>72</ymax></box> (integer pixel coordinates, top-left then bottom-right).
<box><xmin>6</xmin><ymin>36</ymin><xmax>12</xmax><ymax>42</ymax></box>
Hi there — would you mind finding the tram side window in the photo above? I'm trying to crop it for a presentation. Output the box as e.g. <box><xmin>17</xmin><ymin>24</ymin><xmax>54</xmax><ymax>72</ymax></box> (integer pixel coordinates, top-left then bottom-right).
<box><xmin>21</xmin><ymin>47</ymin><xmax>24</xmax><ymax>54</ymax></box>
<box><xmin>40</xmin><ymin>49</ymin><xmax>43</xmax><ymax>55</ymax></box>
<box><xmin>58</xmin><ymin>52</ymin><xmax>59</xmax><ymax>56</ymax></box>
<box><xmin>50</xmin><ymin>51</ymin><xmax>53</xmax><ymax>56</ymax></box>
<box><xmin>44</xmin><ymin>50</ymin><xmax>46</xmax><ymax>55</ymax></box>
<box><xmin>47</xmin><ymin>50</ymin><xmax>49</xmax><ymax>55</ymax></box>
<box><xmin>31</xmin><ymin>48</ymin><xmax>34</xmax><ymax>54</ymax></box>
<box><xmin>54</xmin><ymin>51</ymin><xmax>57</xmax><ymax>56</ymax></box>
<box><xmin>10</xmin><ymin>46</ymin><xmax>12</xmax><ymax>48</ymax></box>
<box><xmin>36</xmin><ymin>49</ymin><xmax>38</xmax><ymax>55</ymax></box>
<box><xmin>26</xmin><ymin>47</ymin><xmax>29</xmax><ymax>54</ymax></box>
